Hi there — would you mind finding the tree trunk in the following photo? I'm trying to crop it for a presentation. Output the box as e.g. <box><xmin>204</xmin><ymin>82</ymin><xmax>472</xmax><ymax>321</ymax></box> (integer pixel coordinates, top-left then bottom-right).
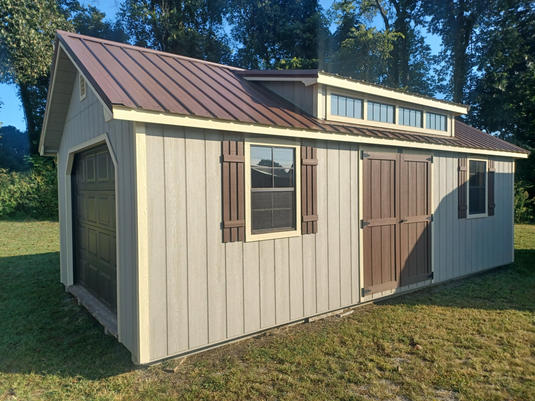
<box><xmin>18</xmin><ymin>83</ymin><xmax>38</xmax><ymax>155</ymax></box>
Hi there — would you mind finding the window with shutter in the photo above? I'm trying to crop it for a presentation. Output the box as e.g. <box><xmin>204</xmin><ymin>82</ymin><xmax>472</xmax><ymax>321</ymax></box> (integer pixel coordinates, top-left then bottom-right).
<box><xmin>223</xmin><ymin>139</ymin><xmax>318</xmax><ymax>242</ymax></box>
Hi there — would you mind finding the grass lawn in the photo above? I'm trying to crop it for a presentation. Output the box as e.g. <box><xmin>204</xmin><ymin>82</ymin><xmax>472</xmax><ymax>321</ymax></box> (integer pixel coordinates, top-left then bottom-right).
<box><xmin>0</xmin><ymin>220</ymin><xmax>534</xmax><ymax>400</ymax></box>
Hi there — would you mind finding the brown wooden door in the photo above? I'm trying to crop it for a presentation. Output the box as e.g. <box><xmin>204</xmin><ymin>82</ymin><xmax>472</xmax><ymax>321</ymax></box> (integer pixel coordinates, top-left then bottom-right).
<box><xmin>362</xmin><ymin>152</ymin><xmax>400</xmax><ymax>295</ymax></box>
<box><xmin>72</xmin><ymin>145</ymin><xmax>117</xmax><ymax>313</ymax></box>
<box><xmin>362</xmin><ymin>151</ymin><xmax>432</xmax><ymax>296</ymax></box>
<box><xmin>399</xmin><ymin>154</ymin><xmax>432</xmax><ymax>286</ymax></box>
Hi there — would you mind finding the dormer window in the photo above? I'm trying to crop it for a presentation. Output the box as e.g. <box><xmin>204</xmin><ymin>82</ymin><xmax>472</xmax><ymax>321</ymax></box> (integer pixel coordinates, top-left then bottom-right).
<box><xmin>331</xmin><ymin>94</ymin><xmax>363</xmax><ymax>119</ymax></box>
<box><xmin>426</xmin><ymin>112</ymin><xmax>447</xmax><ymax>131</ymax></box>
<box><xmin>367</xmin><ymin>101</ymin><xmax>394</xmax><ymax>124</ymax></box>
<box><xmin>399</xmin><ymin>107</ymin><xmax>422</xmax><ymax>128</ymax></box>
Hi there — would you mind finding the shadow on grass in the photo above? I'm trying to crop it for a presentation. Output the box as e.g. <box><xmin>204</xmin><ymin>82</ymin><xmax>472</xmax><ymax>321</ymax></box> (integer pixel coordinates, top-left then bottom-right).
<box><xmin>381</xmin><ymin>249</ymin><xmax>535</xmax><ymax>312</ymax></box>
<box><xmin>0</xmin><ymin>252</ymin><xmax>133</xmax><ymax>380</ymax></box>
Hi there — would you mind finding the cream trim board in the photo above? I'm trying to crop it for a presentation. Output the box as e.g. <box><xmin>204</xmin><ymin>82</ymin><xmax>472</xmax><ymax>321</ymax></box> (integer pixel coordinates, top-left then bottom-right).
<box><xmin>65</xmin><ymin>133</ymin><xmax>122</xmax><ymax>341</ymax></box>
<box><xmin>112</xmin><ymin>107</ymin><xmax>528</xmax><ymax>160</ymax></box>
<box><xmin>317</xmin><ymin>74</ymin><xmax>469</xmax><ymax>115</ymax></box>
<box><xmin>134</xmin><ymin>122</ymin><xmax>150</xmax><ymax>364</ymax></box>
<box><xmin>358</xmin><ymin>144</ymin><xmax>364</xmax><ymax>302</ymax></box>
<box><xmin>326</xmin><ymin>87</ymin><xmax>454</xmax><ymax>137</ymax></box>
<box><xmin>244</xmin><ymin>137</ymin><xmax>302</xmax><ymax>242</ymax></box>
<box><xmin>242</xmin><ymin>76</ymin><xmax>317</xmax><ymax>86</ymax></box>
<box><xmin>466</xmin><ymin>158</ymin><xmax>488</xmax><ymax>219</ymax></box>
<box><xmin>39</xmin><ymin>43</ymin><xmax>63</xmax><ymax>156</ymax></box>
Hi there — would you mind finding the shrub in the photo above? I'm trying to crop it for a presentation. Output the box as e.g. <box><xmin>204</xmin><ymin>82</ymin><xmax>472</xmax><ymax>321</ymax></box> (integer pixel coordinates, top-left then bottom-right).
<box><xmin>0</xmin><ymin>155</ymin><xmax>58</xmax><ymax>219</ymax></box>
<box><xmin>514</xmin><ymin>181</ymin><xmax>535</xmax><ymax>224</ymax></box>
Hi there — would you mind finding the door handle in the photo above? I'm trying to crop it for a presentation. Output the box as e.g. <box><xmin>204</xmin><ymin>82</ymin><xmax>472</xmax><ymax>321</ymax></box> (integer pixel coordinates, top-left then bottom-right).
<box><xmin>400</xmin><ymin>219</ymin><xmax>407</xmax><ymax>223</ymax></box>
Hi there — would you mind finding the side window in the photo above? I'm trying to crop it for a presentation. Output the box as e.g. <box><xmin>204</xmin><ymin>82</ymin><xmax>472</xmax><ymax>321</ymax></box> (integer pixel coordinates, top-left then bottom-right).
<box><xmin>468</xmin><ymin>159</ymin><xmax>487</xmax><ymax>216</ymax></box>
<box><xmin>250</xmin><ymin>145</ymin><xmax>296</xmax><ymax>234</ymax></box>
<box><xmin>222</xmin><ymin>140</ymin><xmax>317</xmax><ymax>243</ymax></box>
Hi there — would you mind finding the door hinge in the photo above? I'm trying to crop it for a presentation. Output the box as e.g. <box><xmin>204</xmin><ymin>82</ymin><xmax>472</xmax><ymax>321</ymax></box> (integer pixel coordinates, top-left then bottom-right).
<box><xmin>427</xmin><ymin>156</ymin><xmax>434</xmax><ymax>163</ymax></box>
<box><xmin>426</xmin><ymin>214</ymin><xmax>434</xmax><ymax>222</ymax></box>
<box><xmin>427</xmin><ymin>272</ymin><xmax>434</xmax><ymax>280</ymax></box>
<box><xmin>361</xmin><ymin>220</ymin><xmax>370</xmax><ymax>228</ymax></box>
<box><xmin>361</xmin><ymin>151</ymin><xmax>370</xmax><ymax>159</ymax></box>
<box><xmin>362</xmin><ymin>288</ymin><xmax>371</xmax><ymax>297</ymax></box>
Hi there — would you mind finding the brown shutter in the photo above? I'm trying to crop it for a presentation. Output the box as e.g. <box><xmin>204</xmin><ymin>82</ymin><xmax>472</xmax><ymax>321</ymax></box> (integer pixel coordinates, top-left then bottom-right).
<box><xmin>458</xmin><ymin>158</ymin><xmax>468</xmax><ymax>219</ymax></box>
<box><xmin>488</xmin><ymin>160</ymin><xmax>495</xmax><ymax>216</ymax></box>
<box><xmin>222</xmin><ymin>141</ymin><xmax>245</xmax><ymax>242</ymax></box>
<box><xmin>301</xmin><ymin>146</ymin><xmax>318</xmax><ymax>234</ymax></box>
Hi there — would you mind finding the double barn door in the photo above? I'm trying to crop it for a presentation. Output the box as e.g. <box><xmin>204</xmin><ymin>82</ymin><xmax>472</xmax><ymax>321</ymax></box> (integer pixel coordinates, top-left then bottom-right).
<box><xmin>362</xmin><ymin>151</ymin><xmax>432</xmax><ymax>296</ymax></box>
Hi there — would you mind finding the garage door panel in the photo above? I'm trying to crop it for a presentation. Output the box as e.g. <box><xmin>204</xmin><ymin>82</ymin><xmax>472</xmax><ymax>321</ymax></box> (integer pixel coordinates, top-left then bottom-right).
<box><xmin>74</xmin><ymin>144</ymin><xmax>117</xmax><ymax>313</ymax></box>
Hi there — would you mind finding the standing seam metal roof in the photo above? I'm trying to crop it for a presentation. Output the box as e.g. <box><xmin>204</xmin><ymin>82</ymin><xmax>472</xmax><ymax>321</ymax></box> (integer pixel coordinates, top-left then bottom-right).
<box><xmin>56</xmin><ymin>30</ymin><xmax>528</xmax><ymax>155</ymax></box>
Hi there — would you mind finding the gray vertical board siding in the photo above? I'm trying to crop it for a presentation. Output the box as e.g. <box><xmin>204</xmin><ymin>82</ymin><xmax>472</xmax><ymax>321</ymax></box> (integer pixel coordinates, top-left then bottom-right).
<box><xmin>145</xmin><ymin>126</ymin><xmax>168</xmax><ymax>359</ymax></box>
<box><xmin>57</xmin><ymin>74</ymin><xmax>137</xmax><ymax>356</ymax></box>
<box><xmin>432</xmin><ymin>152</ymin><xmax>515</xmax><ymax>283</ymax></box>
<box><xmin>327</xmin><ymin>141</ymin><xmax>341</xmax><ymax>310</ymax></box>
<box><xmin>163</xmin><ymin>125</ymin><xmax>189</xmax><ymax>354</ymax></box>
<box><xmin>314</xmin><ymin>142</ymin><xmax>329</xmax><ymax>313</ymax></box>
<box><xmin>260</xmin><ymin>81</ymin><xmax>314</xmax><ymax>115</ymax></box>
<box><xmin>142</xmin><ymin>127</ymin><xmax>362</xmax><ymax>362</ymax></box>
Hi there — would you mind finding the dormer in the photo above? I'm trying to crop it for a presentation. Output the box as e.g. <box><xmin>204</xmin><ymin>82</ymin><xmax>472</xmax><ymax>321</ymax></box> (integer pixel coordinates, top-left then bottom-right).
<box><xmin>238</xmin><ymin>70</ymin><xmax>469</xmax><ymax>138</ymax></box>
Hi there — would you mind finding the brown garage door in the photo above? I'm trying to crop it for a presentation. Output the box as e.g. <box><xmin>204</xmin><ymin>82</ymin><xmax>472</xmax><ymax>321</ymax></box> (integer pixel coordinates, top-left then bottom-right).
<box><xmin>362</xmin><ymin>151</ymin><xmax>432</xmax><ymax>296</ymax></box>
<box><xmin>72</xmin><ymin>144</ymin><xmax>117</xmax><ymax>312</ymax></box>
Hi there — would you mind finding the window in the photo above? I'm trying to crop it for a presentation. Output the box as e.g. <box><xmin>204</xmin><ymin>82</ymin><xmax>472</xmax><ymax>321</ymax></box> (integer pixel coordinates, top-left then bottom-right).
<box><xmin>468</xmin><ymin>160</ymin><xmax>486</xmax><ymax>216</ymax></box>
<box><xmin>367</xmin><ymin>101</ymin><xmax>394</xmax><ymax>123</ymax></box>
<box><xmin>250</xmin><ymin>145</ymin><xmax>296</xmax><ymax>234</ymax></box>
<box><xmin>331</xmin><ymin>94</ymin><xmax>363</xmax><ymax>119</ymax></box>
<box><xmin>426</xmin><ymin>112</ymin><xmax>447</xmax><ymax>131</ymax></box>
<box><xmin>79</xmin><ymin>74</ymin><xmax>87</xmax><ymax>101</ymax></box>
<box><xmin>399</xmin><ymin>107</ymin><xmax>422</xmax><ymax>128</ymax></box>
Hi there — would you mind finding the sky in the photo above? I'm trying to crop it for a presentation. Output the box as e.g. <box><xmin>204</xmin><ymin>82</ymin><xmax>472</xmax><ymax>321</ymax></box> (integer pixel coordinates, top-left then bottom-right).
<box><xmin>0</xmin><ymin>0</ymin><xmax>441</xmax><ymax>132</ymax></box>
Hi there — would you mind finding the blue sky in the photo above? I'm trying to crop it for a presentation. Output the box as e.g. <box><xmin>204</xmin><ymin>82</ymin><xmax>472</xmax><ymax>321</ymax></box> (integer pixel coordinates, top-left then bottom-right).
<box><xmin>0</xmin><ymin>0</ymin><xmax>441</xmax><ymax>132</ymax></box>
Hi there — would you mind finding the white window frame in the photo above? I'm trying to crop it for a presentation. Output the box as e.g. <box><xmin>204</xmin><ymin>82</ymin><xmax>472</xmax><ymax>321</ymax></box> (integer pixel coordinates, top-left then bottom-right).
<box><xmin>244</xmin><ymin>137</ymin><xmax>301</xmax><ymax>242</ymax></box>
<box><xmin>467</xmin><ymin>158</ymin><xmax>488</xmax><ymax>219</ymax></box>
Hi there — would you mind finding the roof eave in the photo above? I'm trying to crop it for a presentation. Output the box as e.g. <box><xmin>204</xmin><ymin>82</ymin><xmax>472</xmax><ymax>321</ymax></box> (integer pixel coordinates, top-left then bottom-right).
<box><xmin>111</xmin><ymin>106</ymin><xmax>529</xmax><ymax>159</ymax></box>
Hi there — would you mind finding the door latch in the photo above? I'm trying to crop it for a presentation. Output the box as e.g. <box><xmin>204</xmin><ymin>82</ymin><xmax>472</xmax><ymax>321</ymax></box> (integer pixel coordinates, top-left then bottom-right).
<box><xmin>400</xmin><ymin>219</ymin><xmax>407</xmax><ymax>223</ymax></box>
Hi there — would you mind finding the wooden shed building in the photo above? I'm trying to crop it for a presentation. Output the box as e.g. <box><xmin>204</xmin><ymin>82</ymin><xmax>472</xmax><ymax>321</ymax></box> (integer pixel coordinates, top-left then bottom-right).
<box><xmin>40</xmin><ymin>31</ymin><xmax>529</xmax><ymax>365</ymax></box>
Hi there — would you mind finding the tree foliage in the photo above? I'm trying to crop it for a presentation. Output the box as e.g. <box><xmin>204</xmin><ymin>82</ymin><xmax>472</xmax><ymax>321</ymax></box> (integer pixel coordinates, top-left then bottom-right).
<box><xmin>229</xmin><ymin>0</ymin><xmax>330</xmax><ymax>69</ymax></box>
<box><xmin>120</xmin><ymin>0</ymin><xmax>231</xmax><ymax>63</ymax></box>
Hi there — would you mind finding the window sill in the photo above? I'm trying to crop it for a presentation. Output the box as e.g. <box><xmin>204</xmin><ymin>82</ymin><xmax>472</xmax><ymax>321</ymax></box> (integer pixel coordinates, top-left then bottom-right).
<box><xmin>467</xmin><ymin>212</ymin><xmax>488</xmax><ymax>219</ymax></box>
<box><xmin>246</xmin><ymin>228</ymin><xmax>302</xmax><ymax>242</ymax></box>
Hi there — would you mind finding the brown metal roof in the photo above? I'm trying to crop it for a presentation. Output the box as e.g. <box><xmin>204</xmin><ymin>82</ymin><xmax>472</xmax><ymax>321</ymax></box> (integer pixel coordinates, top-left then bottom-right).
<box><xmin>55</xmin><ymin>31</ymin><xmax>528</xmax><ymax>156</ymax></box>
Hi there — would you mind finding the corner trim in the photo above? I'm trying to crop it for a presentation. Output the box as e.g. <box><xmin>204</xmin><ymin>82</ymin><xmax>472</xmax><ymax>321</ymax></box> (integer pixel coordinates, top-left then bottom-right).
<box><xmin>134</xmin><ymin>122</ymin><xmax>150</xmax><ymax>364</ymax></box>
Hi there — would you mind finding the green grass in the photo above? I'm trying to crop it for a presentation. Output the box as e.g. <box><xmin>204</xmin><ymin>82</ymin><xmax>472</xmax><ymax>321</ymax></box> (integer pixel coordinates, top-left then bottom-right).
<box><xmin>1</xmin><ymin>221</ymin><xmax>534</xmax><ymax>400</ymax></box>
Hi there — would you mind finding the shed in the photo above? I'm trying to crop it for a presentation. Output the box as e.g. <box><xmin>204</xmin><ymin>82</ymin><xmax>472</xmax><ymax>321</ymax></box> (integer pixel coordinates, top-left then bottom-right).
<box><xmin>40</xmin><ymin>31</ymin><xmax>529</xmax><ymax>365</ymax></box>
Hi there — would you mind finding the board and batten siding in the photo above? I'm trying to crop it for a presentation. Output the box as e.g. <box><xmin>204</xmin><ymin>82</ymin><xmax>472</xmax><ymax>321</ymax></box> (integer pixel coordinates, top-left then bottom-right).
<box><xmin>57</xmin><ymin>74</ymin><xmax>138</xmax><ymax>354</ymax></box>
<box><xmin>142</xmin><ymin>123</ymin><xmax>360</xmax><ymax>363</ymax></box>
<box><xmin>432</xmin><ymin>152</ymin><xmax>514</xmax><ymax>282</ymax></box>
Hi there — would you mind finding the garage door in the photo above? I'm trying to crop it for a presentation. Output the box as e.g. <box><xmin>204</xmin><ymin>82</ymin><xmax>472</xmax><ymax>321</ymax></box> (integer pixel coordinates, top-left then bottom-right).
<box><xmin>362</xmin><ymin>151</ymin><xmax>432</xmax><ymax>296</ymax></box>
<box><xmin>72</xmin><ymin>144</ymin><xmax>117</xmax><ymax>312</ymax></box>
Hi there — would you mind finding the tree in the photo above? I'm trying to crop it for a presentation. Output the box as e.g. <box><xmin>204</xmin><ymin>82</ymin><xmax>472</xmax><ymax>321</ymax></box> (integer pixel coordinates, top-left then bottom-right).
<box><xmin>338</xmin><ymin>0</ymin><xmax>435</xmax><ymax>96</ymax></box>
<box><xmin>0</xmin><ymin>0</ymin><xmax>128</xmax><ymax>154</ymax></box>
<box><xmin>0</xmin><ymin>125</ymin><xmax>30</xmax><ymax>171</ymax></box>
<box><xmin>0</xmin><ymin>0</ymin><xmax>71</xmax><ymax>153</ymax></box>
<box><xmin>422</xmin><ymin>0</ymin><xmax>489</xmax><ymax>103</ymax></box>
<box><xmin>229</xmin><ymin>0</ymin><xmax>331</xmax><ymax>70</ymax></box>
<box><xmin>328</xmin><ymin>0</ymin><xmax>400</xmax><ymax>84</ymax></box>
<box><xmin>119</xmin><ymin>0</ymin><xmax>232</xmax><ymax>63</ymax></box>
<box><xmin>468</xmin><ymin>0</ymin><xmax>535</xmax><ymax>191</ymax></box>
